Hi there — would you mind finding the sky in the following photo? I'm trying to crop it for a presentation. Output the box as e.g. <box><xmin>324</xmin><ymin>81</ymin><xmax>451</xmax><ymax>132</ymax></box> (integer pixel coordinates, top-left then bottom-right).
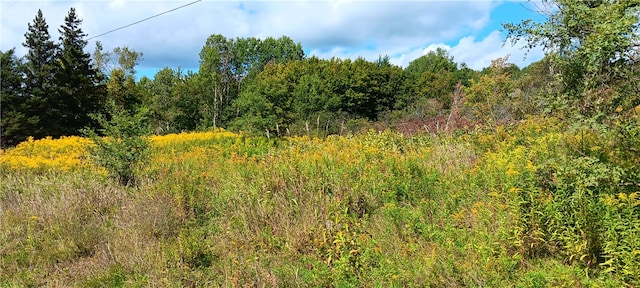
<box><xmin>1</xmin><ymin>0</ymin><xmax>547</xmax><ymax>78</ymax></box>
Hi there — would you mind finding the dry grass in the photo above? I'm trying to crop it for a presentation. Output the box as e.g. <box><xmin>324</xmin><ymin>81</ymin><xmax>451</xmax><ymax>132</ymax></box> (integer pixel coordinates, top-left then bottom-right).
<box><xmin>1</xmin><ymin>124</ymin><xmax>632</xmax><ymax>286</ymax></box>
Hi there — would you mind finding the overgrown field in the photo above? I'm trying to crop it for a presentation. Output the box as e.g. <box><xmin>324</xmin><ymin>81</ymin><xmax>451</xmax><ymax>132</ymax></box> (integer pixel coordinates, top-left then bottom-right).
<box><xmin>1</xmin><ymin>117</ymin><xmax>639</xmax><ymax>287</ymax></box>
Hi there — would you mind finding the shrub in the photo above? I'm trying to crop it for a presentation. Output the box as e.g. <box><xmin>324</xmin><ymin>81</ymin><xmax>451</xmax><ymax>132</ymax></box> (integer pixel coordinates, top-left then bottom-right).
<box><xmin>84</xmin><ymin>104</ymin><xmax>151</xmax><ymax>186</ymax></box>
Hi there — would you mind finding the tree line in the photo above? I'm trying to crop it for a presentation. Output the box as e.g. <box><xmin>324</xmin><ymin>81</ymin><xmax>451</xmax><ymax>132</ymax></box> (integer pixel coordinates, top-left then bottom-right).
<box><xmin>2</xmin><ymin>8</ymin><xmax>104</xmax><ymax>147</ymax></box>
<box><xmin>2</xmin><ymin>1</ymin><xmax>639</xmax><ymax>147</ymax></box>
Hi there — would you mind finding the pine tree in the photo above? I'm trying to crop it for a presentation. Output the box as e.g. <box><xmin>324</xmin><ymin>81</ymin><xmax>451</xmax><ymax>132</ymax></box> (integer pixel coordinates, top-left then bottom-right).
<box><xmin>0</xmin><ymin>49</ymin><xmax>34</xmax><ymax>147</ymax></box>
<box><xmin>53</xmin><ymin>8</ymin><xmax>106</xmax><ymax>136</ymax></box>
<box><xmin>21</xmin><ymin>9</ymin><xmax>58</xmax><ymax>139</ymax></box>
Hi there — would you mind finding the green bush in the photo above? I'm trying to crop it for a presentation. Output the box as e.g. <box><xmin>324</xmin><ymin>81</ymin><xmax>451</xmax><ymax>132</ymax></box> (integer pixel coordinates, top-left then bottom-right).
<box><xmin>84</xmin><ymin>104</ymin><xmax>151</xmax><ymax>186</ymax></box>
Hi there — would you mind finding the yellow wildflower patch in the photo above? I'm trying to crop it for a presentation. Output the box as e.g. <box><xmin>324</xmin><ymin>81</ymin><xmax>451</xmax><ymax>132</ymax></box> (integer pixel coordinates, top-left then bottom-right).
<box><xmin>150</xmin><ymin>129</ymin><xmax>240</xmax><ymax>148</ymax></box>
<box><xmin>0</xmin><ymin>136</ymin><xmax>93</xmax><ymax>171</ymax></box>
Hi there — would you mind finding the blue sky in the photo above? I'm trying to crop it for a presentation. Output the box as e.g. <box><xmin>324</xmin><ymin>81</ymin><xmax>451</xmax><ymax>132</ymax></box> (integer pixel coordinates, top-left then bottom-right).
<box><xmin>475</xmin><ymin>1</ymin><xmax>545</xmax><ymax>41</ymax></box>
<box><xmin>1</xmin><ymin>1</ymin><xmax>546</xmax><ymax>79</ymax></box>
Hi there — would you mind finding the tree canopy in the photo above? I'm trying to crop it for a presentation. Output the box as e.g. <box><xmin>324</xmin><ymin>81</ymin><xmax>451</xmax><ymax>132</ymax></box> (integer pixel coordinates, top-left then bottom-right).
<box><xmin>505</xmin><ymin>0</ymin><xmax>640</xmax><ymax>118</ymax></box>
<box><xmin>5</xmin><ymin>3</ymin><xmax>640</xmax><ymax>145</ymax></box>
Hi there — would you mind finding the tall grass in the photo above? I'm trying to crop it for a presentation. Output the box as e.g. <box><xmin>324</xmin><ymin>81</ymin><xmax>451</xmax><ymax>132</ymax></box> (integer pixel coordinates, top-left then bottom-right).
<box><xmin>1</xmin><ymin>121</ymin><xmax>636</xmax><ymax>286</ymax></box>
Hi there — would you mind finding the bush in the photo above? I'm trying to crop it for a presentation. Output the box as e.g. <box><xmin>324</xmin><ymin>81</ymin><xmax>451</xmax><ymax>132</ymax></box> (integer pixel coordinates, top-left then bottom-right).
<box><xmin>84</xmin><ymin>104</ymin><xmax>151</xmax><ymax>186</ymax></box>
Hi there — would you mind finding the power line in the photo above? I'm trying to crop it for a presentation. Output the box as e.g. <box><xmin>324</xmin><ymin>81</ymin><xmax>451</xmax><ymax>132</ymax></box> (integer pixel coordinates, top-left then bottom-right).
<box><xmin>87</xmin><ymin>0</ymin><xmax>202</xmax><ymax>41</ymax></box>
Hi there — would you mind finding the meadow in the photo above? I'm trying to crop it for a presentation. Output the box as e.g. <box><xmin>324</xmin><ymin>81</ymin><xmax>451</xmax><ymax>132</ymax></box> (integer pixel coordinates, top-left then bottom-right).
<box><xmin>1</xmin><ymin>116</ymin><xmax>639</xmax><ymax>287</ymax></box>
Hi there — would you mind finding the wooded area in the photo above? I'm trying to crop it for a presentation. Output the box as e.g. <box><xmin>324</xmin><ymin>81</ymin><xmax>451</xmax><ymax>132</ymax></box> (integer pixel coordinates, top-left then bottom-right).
<box><xmin>3</xmin><ymin>1</ymin><xmax>636</xmax><ymax>148</ymax></box>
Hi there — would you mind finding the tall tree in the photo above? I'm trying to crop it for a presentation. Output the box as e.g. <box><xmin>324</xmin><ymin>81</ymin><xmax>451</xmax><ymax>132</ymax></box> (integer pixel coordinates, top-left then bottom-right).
<box><xmin>106</xmin><ymin>69</ymin><xmax>143</xmax><ymax>112</ymax></box>
<box><xmin>199</xmin><ymin>34</ymin><xmax>235</xmax><ymax>128</ymax></box>
<box><xmin>342</xmin><ymin>57</ymin><xmax>401</xmax><ymax>120</ymax></box>
<box><xmin>140</xmin><ymin>67</ymin><xmax>208</xmax><ymax>134</ymax></box>
<box><xmin>255</xmin><ymin>36</ymin><xmax>305</xmax><ymax>75</ymax></box>
<box><xmin>21</xmin><ymin>9</ymin><xmax>58</xmax><ymax>139</ymax></box>
<box><xmin>198</xmin><ymin>34</ymin><xmax>305</xmax><ymax>128</ymax></box>
<box><xmin>292</xmin><ymin>57</ymin><xmax>341</xmax><ymax>121</ymax></box>
<box><xmin>504</xmin><ymin>0</ymin><xmax>640</xmax><ymax>119</ymax></box>
<box><xmin>231</xmin><ymin>56</ymin><xmax>404</xmax><ymax>134</ymax></box>
<box><xmin>400</xmin><ymin>48</ymin><xmax>463</xmax><ymax>114</ymax></box>
<box><xmin>1</xmin><ymin>49</ymin><xmax>32</xmax><ymax>147</ymax></box>
<box><xmin>146</xmin><ymin>67</ymin><xmax>182</xmax><ymax>133</ymax></box>
<box><xmin>93</xmin><ymin>44</ymin><xmax>144</xmax><ymax>112</ymax></box>
<box><xmin>92</xmin><ymin>41</ymin><xmax>110</xmax><ymax>81</ymax></box>
<box><xmin>230</xmin><ymin>61</ymin><xmax>297</xmax><ymax>133</ymax></box>
<box><xmin>173</xmin><ymin>71</ymin><xmax>208</xmax><ymax>131</ymax></box>
<box><xmin>51</xmin><ymin>8</ymin><xmax>106</xmax><ymax>136</ymax></box>
<box><xmin>93</xmin><ymin>42</ymin><xmax>143</xmax><ymax>79</ymax></box>
<box><xmin>404</xmin><ymin>48</ymin><xmax>458</xmax><ymax>77</ymax></box>
<box><xmin>49</xmin><ymin>8</ymin><xmax>106</xmax><ymax>137</ymax></box>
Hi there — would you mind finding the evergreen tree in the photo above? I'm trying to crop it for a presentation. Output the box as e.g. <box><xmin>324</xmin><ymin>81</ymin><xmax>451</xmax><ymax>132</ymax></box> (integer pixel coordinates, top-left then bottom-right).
<box><xmin>21</xmin><ymin>9</ymin><xmax>58</xmax><ymax>139</ymax></box>
<box><xmin>53</xmin><ymin>8</ymin><xmax>106</xmax><ymax>136</ymax></box>
<box><xmin>0</xmin><ymin>49</ymin><xmax>33</xmax><ymax>147</ymax></box>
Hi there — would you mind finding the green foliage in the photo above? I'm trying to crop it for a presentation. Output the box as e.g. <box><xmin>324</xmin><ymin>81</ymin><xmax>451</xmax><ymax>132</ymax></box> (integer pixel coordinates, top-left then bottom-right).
<box><xmin>505</xmin><ymin>0</ymin><xmax>640</xmax><ymax>119</ymax></box>
<box><xmin>547</xmin><ymin>156</ymin><xmax>621</xmax><ymax>267</ymax></box>
<box><xmin>464</xmin><ymin>57</ymin><xmax>518</xmax><ymax>124</ymax></box>
<box><xmin>84</xmin><ymin>103</ymin><xmax>151</xmax><ymax>186</ymax></box>
<box><xmin>0</xmin><ymin>49</ymin><xmax>35</xmax><ymax>148</ymax></box>
<box><xmin>140</xmin><ymin>68</ymin><xmax>208</xmax><ymax>133</ymax></box>
<box><xmin>94</xmin><ymin>44</ymin><xmax>145</xmax><ymax>114</ymax></box>
<box><xmin>344</xmin><ymin>57</ymin><xmax>401</xmax><ymax>119</ymax></box>
<box><xmin>229</xmin><ymin>61</ymin><xmax>296</xmax><ymax>134</ymax></box>
<box><xmin>230</xmin><ymin>56</ymin><xmax>403</xmax><ymax>135</ymax></box>
<box><xmin>404</xmin><ymin>48</ymin><xmax>458</xmax><ymax>78</ymax></box>
<box><xmin>469</xmin><ymin>116</ymin><xmax>640</xmax><ymax>286</ymax></box>
<box><xmin>514</xmin><ymin>56</ymin><xmax>562</xmax><ymax>117</ymax></box>
<box><xmin>107</xmin><ymin>69</ymin><xmax>143</xmax><ymax>112</ymax></box>
<box><xmin>93</xmin><ymin>42</ymin><xmax>143</xmax><ymax>78</ymax></box>
<box><xmin>4</xmin><ymin>121</ymin><xmax>639</xmax><ymax>286</ymax></box>
<box><xmin>82</xmin><ymin>265</ymin><xmax>127</xmax><ymax>287</ymax></box>
<box><xmin>144</xmin><ymin>67</ymin><xmax>181</xmax><ymax>133</ymax></box>
<box><xmin>198</xmin><ymin>34</ymin><xmax>305</xmax><ymax>128</ymax></box>
<box><xmin>19</xmin><ymin>9</ymin><xmax>58</xmax><ymax>141</ymax></box>
<box><xmin>597</xmin><ymin>113</ymin><xmax>640</xmax><ymax>285</ymax></box>
<box><xmin>53</xmin><ymin>8</ymin><xmax>106</xmax><ymax>137</ymax></box>
<box><xmin>601</xmin><ymin>192</ymin><xmax>640</xmax><ymax>284</ymax></box>
<box><xmin>609</xmin><ymin>112</ymin><xmax>640</xmax><ymax>183</ymax></box>
<box><xmin>5</xmin><ymin>11</ymin><xmax>150</xmax><ymax>145</ymax></box>
<box><xmin>6</xmin><ymin>6</ymin><xmax>640</xmax><ymax>284</ymax></box>
<box><xmin>399</xmin><ymin>48</ymin><xmax>464</xmax><ymax>114</ymax></box>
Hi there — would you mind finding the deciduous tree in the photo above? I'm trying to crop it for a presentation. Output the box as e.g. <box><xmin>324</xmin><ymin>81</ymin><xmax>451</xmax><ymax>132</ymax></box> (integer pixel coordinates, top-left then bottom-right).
<box><xmin>464</xmin><ymin>57</ymin><xmax>517</xmax><ymax>125</ymax></box>
<box><xmin>505</xmin><ymin>0</ymin><xmax>640</xmax><ymax>119</ymax></box>
<box><xmin>198</xmin><ymin>35</ymin><xmax>305</xmax><ymax>128</ymax></box>
<box><xmin>400</xmin><ymin>48</ymin><xmax>465</xmax><ymax>115</ymax></box>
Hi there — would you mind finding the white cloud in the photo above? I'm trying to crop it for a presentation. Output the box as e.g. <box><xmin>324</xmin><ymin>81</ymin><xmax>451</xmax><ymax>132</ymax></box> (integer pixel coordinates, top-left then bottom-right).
<box><xmin>1</xmin><ymin>0</ymin><xmax>543</xmax><ymax>73</ymax></box>
<box><xmin>422</xmin><ymin>30</ymin><xmax>544</xmax><ymax>70</ymax></box>
<box><xmin>423</xmin><ymin>43</ymin><xmax>452</xmax><ymax>54</ymax></box>
<box><xmin>460</xmin><ymin>30</ymin><xmax>544</xmax><ymax>69</ymax></box>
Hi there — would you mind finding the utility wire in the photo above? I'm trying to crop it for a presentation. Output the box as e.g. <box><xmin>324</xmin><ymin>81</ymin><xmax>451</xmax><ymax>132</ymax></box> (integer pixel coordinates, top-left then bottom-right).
<box><xmin>87</xmin><ymin>0</ymin><xmax>202</xmax><ymax>41</ymax></box>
